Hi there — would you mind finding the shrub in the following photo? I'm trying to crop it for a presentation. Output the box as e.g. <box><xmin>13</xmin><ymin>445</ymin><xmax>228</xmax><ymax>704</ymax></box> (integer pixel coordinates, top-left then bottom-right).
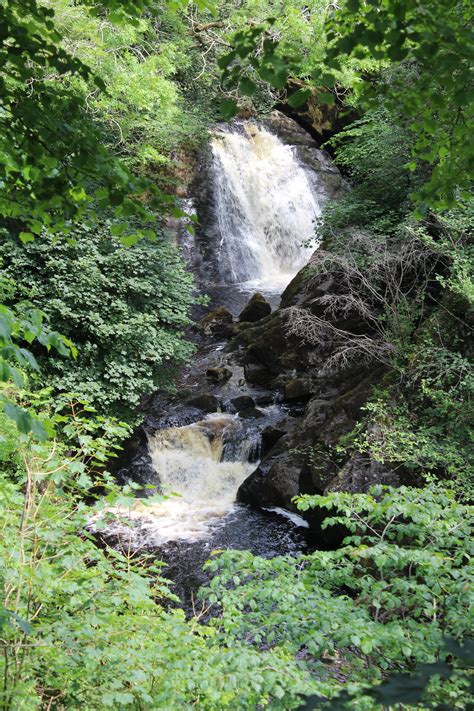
<box><xmin>0</xmin><ymin>221</ymin><xmax>195</xmax><ymax>419</ymax></box>
<box><xmin>201</xmin><ymin>484</ymin><xmax>474</xmax><ymax>709</ymax></box>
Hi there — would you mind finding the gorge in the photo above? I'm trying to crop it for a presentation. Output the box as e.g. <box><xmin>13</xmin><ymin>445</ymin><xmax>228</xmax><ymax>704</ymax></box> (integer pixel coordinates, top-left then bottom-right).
<box><xmin>97</xmin><ymin>113</ymin><xmax>347</xmax><ymax>599</ymax></box>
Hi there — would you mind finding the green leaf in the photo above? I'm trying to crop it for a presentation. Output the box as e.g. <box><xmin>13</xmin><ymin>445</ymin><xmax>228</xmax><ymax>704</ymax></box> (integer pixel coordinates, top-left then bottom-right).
<box><xmin>220</xmin><ymin>98</ymin><xmax>239</xmax><ymax>121</ymax></box>
<box><xmin>239</xmin><ymin>77</ymin><xmax>256</xmax><ymax>97</ymax></box>
<box><xmin>287</xmin><ymin>88</ymin><xmax>311</xmax><ymax>109</ymax></box>
<box><xmin>19</xmin><ymin>231</ymin><xmax>35</xmax><ymax>244</ymax></box>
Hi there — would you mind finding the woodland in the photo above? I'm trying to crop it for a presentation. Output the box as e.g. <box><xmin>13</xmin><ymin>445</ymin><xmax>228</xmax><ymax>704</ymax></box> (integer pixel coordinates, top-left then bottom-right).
<box><xmin>0</xmin><ymin>0</ymin><xmax>473</xmax><ymax>709</ymax></box>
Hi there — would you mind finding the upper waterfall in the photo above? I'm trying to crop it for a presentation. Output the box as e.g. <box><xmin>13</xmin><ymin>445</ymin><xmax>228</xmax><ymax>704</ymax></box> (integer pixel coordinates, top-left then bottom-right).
<box><xmin>210</xmin><ymin>122</ymin><xmax>324</xmax><ymax>291</ymax></box>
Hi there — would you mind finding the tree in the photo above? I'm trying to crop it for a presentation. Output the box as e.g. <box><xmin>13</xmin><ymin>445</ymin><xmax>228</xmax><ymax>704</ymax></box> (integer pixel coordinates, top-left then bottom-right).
<box><xmin>220</xmin><ymin>0</ymin><xmax>474</xmax><ymax>210</ymax></box>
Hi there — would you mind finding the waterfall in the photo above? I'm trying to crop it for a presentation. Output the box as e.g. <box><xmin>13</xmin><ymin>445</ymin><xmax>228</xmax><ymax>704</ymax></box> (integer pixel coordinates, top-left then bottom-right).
<box><xmin>210</xmin><ymin>122</ymin><xmax>324</xmax><ymax>291</ymax></box>
<box><xmin>95</xmin><ymin>415</ymin><xmax>256</xmax><ymax>546</ymax></box>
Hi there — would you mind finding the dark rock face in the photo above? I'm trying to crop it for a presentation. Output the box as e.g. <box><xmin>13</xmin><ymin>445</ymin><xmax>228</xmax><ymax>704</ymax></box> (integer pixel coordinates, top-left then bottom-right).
<box><xmin>232</xmin><ymin>243</ymin><xmax>398</xmax><ymax>528</ymax></box>
<box><xmin>279</xmin><ymin>84</ymin><xmax>358</xmax><ymax>145</ymax></box>
<box><xmin>261</xmin><ymin>425</ymin><xmax>286</xmax><ymax>454</ymax></box>
<box><xmin>206</xmin><ymin>366</ymin><xmax>232</xmax><ymax>384</ymax></box>
<box><xmin>238</xmin><ymin>406</ymin><xmax>265</xmax><ymax>419</ymax></box>
<box><xmin>243</xmin><ymin>362</ymin><xmax>272</xmax><ymax>386</ymax></box>
<box><xmin>197</xmin><ymin>307</ymin><xmax>234</xmax><ymax>339</ymax></box>
<box><xmin>239</xmin><ymin>293</ymin><xmax>272</xmax><ymax>323</ymax></box>
<box><xmin>283</xmin><ymin>378</ymin><xmax>316</xmax><ymax>403</ymax></box>
<box><xmin>231</xmin><ymin>395</ymin><xmax>255</xmax><ymax>411</ymax></box>
<box><xmin>111</xmin><ymin>429</ymin><xmax>159</xmax><ymax>496</ymax></box>
<box><xmin>265</xmin><ymin>111</ymin><xmax>345</xmax><ymax>200</ymax></box>
<box><xmin>238</xmin><ymin>369</ymin><xmax>395</xmax><ymax>522</ymax></box>
<box><xmin>186</xmin><ymin>393</ymin><xmax>220</xmax><ymax>413</ymax></box>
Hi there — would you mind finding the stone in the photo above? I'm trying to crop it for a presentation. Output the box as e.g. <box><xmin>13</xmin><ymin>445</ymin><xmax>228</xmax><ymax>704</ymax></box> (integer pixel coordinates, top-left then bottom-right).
<box><xmin>283</xmin><ymin>378</ymin><xmax>315</xmax><ymax>402</ymax></box>
<box><xmin>255</xmin><ymin>393</ymin><xmax>274</xmax><ymax>406</ymax></box>
<box><xmin>261</xmin><ymin>425</ymin><xmax>286</xmax><ymax>453</ymax></box>
<box><xmin>206</xmin><ymin>367</ymin><xmax>232</xmax><ymax>384</ymax></box>
<box><xmin>238</xmin><ymin>406</ymin><xmax>265</xmax><ymax>419</ymax></box>
<box><xmin>244</xmin><ymin>362</ymin><xmax>272</xmax><ymax>386</ymax></box>
<box><xmin>186</xmin><ymin>393</ymin><xmax>220</xmax><ymax>413</ymax></box>
<box><xmin>197</xmin><ymin>307</ymin><xmax>234</xmax><ymax>339</ymax></box>
<box><xmin>239</xmin><ymin>293</ymin><xmax>272</xmax><ymax>323</ymax></box>
<box><xmin>231</xmin><ymin>395</ymin><xmax>255</xmax><ymax>411</ymax></box>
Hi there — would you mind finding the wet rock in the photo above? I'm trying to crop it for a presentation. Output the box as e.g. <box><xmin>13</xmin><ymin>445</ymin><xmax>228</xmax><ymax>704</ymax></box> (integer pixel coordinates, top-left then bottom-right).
<box><xmin>206</xmin><ymin>366</ymin><xmax>232</xmax><ymax>384</ymax></box>
<box><xmin>255</xmin><ymin>393</ymin><xmax>274</xmax><ymax>406</ymax></box>
<box><xmin>283</xmin><ymin>378</ymin><xmax>316</xmax><ymax>402</ymax></box>
<box><xmin>198</xmin><ymin>307</ymin><xmax>234</xmax><ymax>339</ymax></box>
<box><xmin>186</xmin><ymin>393</ymin><xmax>220</xmax><ymax>413</ymax></box>
<box><xmin>111</xmin><ymin>429</ymin><xmax>159</xmax><ymax>496</ymax></box>
<box><xmin>328</xmin><ymin>451</ymin><xmax>399</xmax><ymax>494</ymax></box>
<box><xmin>237</xmin><ymin>369</ymin><xmax>390</xmax><ymax>537</ymax></box>
<box><xmin>266</xmin><ymin>110</ymin><xmax>345</xmax><ymax>199</ymax></box>
<box><xmin>244</xmin><ymin>311</ymin><xmax>309</xmax><ymax>375</ymax></box>
<box><xmin>231</xmin><ymin>395</ymin><xmax>255</xmax><ymax>411</ymax></box>
<box><xmin>149</xmin><ymin>407</ymin><xmax>205</xmax><ymax>431</ymax></box>
<box><xmin>261</xmin><ymin>425</ymin><xmax>286</xmax><ymax>453</ymax></box>
<box><xmin>239</xmin><ymin>293</ymin><xmax>272</xmax><ymax>323</ymax></box>
<box><xmin>238</xmin><ymin>406</ymin><xmax>265</xmax><ymax>419</ymax></box>
<box><xmin>238</xmin><ymin>442</ymin><xmax>305</xmax><ymax>508</ymax></box>
<box><xmin>244</xmin><ymin>362</ymin><xmax>272</xmax><ymax>386</ymax></box>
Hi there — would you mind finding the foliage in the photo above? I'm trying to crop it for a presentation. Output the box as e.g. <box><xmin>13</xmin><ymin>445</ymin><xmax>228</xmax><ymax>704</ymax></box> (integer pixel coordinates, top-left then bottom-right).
<box><xmin>344</xmin><ymin>338</ymin><xmax>474</xmax><ymax>499</ymax></box>
<box><xmin>0</xmin><ymin>0</ymin><xmax>209</xmax><ymax>435</ymax></box>
<box><xmin>321</xmin><ymin>0</ymin><xmax>474</xmax><ymax>210</ymax></box>
<box><xmin>201</xmin><ymin>484</ymin><xmax>473</xmax><ymax>709</ymax></box>
<box><xmin>298</xmin><ymin>95</ymin><xmax>474</xmax><ymax>496</ymax></box>
<box><xmin>45</xmin><ymin>0</ymin><xmax>211</xmax><ymax>178</ymax></box>
<box><xmin>0</xmin><ymin>0</ymin><xmax>168</xmax><ymax>241</ymax></box>
<box><xmin>0</xmin><ymin>220</ymin><xmax>195</xmax><ymax>419</ymax></box>
<box><xmin>323</xmin><ymin>104</ymin><xmax>421</xmax><ymax>233</ymax></box>
<box><xmin>0</xmin><ymin>386</ymin><xmax>319</xmax><ymax>709</ymax></box>
<box><xmin>0</xmin><ymin>301</ymin><xmax>76</xmax><ymax>438</ymax></box>
<box><xmin>219</xmin><ymin>0</ymin><xmax>474</xmax><ymax>211</ymax></box>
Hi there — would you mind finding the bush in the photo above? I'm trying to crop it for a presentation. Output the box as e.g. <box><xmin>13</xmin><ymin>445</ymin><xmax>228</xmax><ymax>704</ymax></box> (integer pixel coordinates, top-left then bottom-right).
<box><xmin>201</xmin><ymin>484</ymin><xmax>474</xmax><ymax>709</ymax></box>
<box><xmin>0</xmin><ymin>221</ymin><xmax>195</xmax><ymax>419</ymax></box>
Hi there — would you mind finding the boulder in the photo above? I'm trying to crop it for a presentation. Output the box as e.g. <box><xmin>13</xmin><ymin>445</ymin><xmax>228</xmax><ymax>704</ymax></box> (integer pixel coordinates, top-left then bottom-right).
<box><xmin>206</xmin><ymin>367</ymin><xmax>232</xmax><ymax>384</ymax></box>
<box><xmin>186</xmin><ymin>393</ymin><xmax>220</xmax><ymax>413</ymax></box>
<box><xmin>283</xmin><ymin>378</ymin><xmax>316</xmax><ymax>402</ymax></box>
<box><xmin>238</xmin><ymin>406</ymin><xmax>265</xmax><ymax>419</ymax></box>
<box><xmin>198</xmin><ymin>307</ymin><xmax>234</xmax><ymax>339</ymax></box>
<box><xmin>231</xmin><ymin>395</ymin><xmax>255</xmax><ymax>411</ymax></box>
<box><xmin>239</xmin><ymin>293</ymin><xmax>272</xmax><ymax>323</ymax></box>
<box><xmin>255</xmin><ymin>393</ymin><xmax>274</xmax><ymax>406</ymax></box>
<box><xmin>261</xmin><ymin>425</ymin><xmax>286</xmax><ymax>453</ymax></box>
<box><xmin>244</xmin><ymin>362</ymin><xmax>272</xmax><ymax>386</ymax></box>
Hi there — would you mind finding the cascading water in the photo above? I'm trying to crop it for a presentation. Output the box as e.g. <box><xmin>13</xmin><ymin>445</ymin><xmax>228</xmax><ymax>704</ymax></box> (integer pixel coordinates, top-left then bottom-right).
<box><xmin>144</xmin><ymin>415</ymin><xmax>255</xmax><ymax>544</ymax></box>
<box><xmin>210</xmin><ymin>123</ymin><xmax>324</xmax><ymax>291</ymax></box>
<box><xmin>94</xmin><ymin>118</ymin><xmax>328</xmax><ymax>603</ymax></box>
<box><xmin>94</xmin><ymin>414</ymin><xmax>256</xmax><ymax>547</ymax></box>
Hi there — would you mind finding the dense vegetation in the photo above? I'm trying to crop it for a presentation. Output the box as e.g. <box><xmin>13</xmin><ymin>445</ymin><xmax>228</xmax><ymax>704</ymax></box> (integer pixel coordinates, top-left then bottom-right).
<box><xmin>0</xmin><ymin>0</ymin><xmax>472</xmax><ymax>709</ymax></box>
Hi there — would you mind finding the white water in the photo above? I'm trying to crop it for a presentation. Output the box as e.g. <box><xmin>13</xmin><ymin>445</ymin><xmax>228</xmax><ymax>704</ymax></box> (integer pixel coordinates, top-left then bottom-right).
<box><xmin>93</xmin><ymin>123</ymin><xmax>324</xmax><ymax>548</ymax></box>
<box><xmin>211</xmin><ymin>123</ymin><xmax>324</xmax><ymax>291</ymax></box>
<box><xmin>94</xmin><ymin>415</ymin><xmax>255</xmax><ymax>546</ymax></box>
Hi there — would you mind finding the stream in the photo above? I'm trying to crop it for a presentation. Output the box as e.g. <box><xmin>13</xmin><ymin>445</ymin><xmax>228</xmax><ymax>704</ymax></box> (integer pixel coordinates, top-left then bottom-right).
<box><xmin>96</xmin><ymin>119</ymin><xmax>332</xmax><ymax>606</ymax></box>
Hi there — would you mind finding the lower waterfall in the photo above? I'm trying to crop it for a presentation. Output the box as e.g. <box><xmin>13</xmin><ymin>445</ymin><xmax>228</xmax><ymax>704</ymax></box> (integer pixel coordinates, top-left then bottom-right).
<box><xmin>96</xmin><ymin>414</ymin><xmax>261</xmax><ymax>547</ymax></box>
<box><xmin>210</xmin><ymin>122</ymin><xmax>324</xmax><ymax>290</ymax></box>
<box><xmin>145</xmin><ymin>415</ymin><xmax>255</xmax><ymax>543</ymax></box>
